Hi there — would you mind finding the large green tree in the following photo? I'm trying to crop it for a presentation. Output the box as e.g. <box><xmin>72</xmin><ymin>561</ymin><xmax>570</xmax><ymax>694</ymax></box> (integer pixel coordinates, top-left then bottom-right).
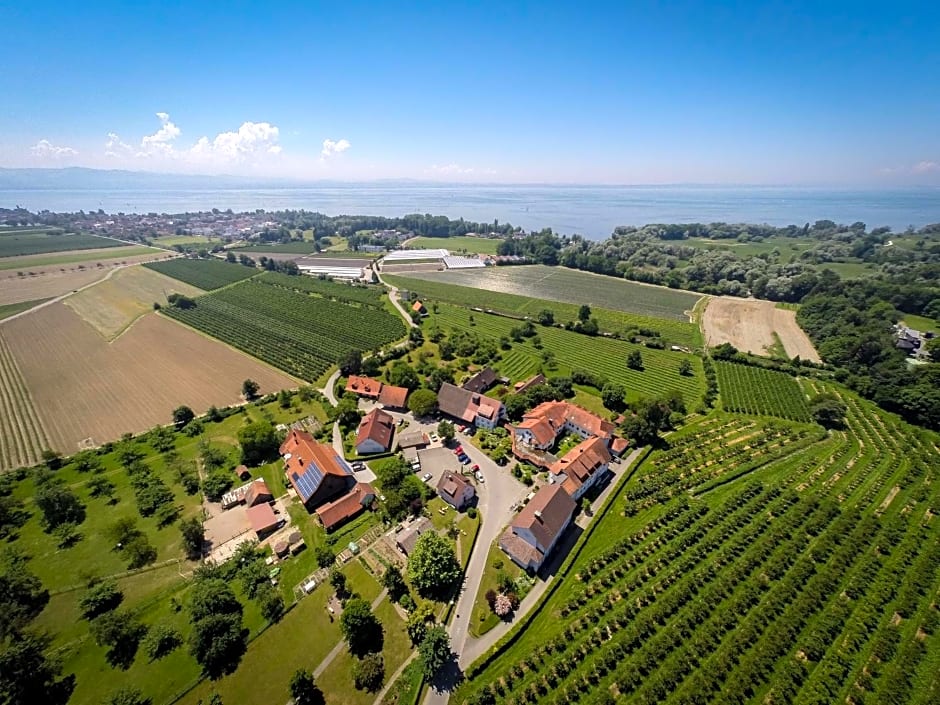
<box><xmin>237</xmin><ymin>421</ymin><xmax>280</xmax><ymax>465</ymax></box>
<box><xmin>0</xmin><ymin>548</ymin><xmax>49</xmax><ymax>638</ymax></box>
<box><xmin>408</xmin><ymin>389</ymin><xmax>438</xmax><ymax>417</ymax></box>
<box><xmin>289</xmin><ymin>669</ymin><xmax>325</xmax><ymax>705</ymax></box>
<box><xmin>34</xmin><ymin>474</ymin><xmax>85</xmax><ymax>531</ymax></box>
<box><xmin>419</xmin><ymin>625</ymin><xmax>452</xmax><ymax>680</ymax></box>
<box><xmin>407</xmin><ymin>532</ymin><xmax>461</xmax><ymax>599</ymax></box>
<box><xmin>0</xmin><ymin>632</ymin><xmax>75</xmax><ymax>705</ymax></box>
<box><xmin>340</xmin><ymin>598</ymin><xmax>383</xmax><ymax>657</ymax></box>
<box><xmin>188</xmin><ymin>578</ymin><xmax>246</xmax><ymax>677</ymax></box>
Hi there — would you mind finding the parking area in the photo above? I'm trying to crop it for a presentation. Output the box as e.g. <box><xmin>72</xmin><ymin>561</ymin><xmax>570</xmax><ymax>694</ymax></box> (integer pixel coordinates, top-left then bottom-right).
<box><xmin>416</xmin><ymin>445</ymin><xmax>465</xmax><ymax>487</ymax></box>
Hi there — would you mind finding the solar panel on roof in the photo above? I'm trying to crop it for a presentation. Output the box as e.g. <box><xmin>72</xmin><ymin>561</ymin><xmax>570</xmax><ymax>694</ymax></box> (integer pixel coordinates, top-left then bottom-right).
<box><xmin>292</xmin><ymin>464</ymin><xmax>324</xmax><ymax>502</ymax></box>
<box><xmin>332</xmin><ymin>452</ymin><xmax>354</xmax><ymax>475</ymax></box>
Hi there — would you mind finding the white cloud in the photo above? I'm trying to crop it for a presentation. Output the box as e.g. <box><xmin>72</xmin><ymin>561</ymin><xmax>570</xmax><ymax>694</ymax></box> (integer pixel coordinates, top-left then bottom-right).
<box><xmin>104</xmin><ymin>132</ymin><xmax>134</xmax><ymax>157</ymax></box>
<box><xmin>200</xmin><ymin>121</ymin><xmax>280</xmax><ymax>159</ymax></box>
<box><xmin>913</xmin><ymin>160</ymin><xmax>939</xmax><ymax>174</ymax></box>
<box><xmin>321</xmin><ymin>138</ymin><xmax>351</xmax><ymax>158</ymax></box>
<box><xmin>30</xmin><ymin>139</ymin><xmax>78</xmax><ymax>158</ymax></box>
<box><xmin>139</xmin><ymin>112</ymin><xmax>181</xmax><ymax>156</ymax></box>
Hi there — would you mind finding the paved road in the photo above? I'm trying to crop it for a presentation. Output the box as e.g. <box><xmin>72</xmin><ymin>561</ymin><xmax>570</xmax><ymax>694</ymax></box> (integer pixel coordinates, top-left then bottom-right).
<box><xmin>320</xmin><ymin>368</ymin><xmax>341</xmax><ymax>406</ymax></box>
<box><xmin>422</xmin><ymin>432</ymin><xmax>527</xmax><ymax>705</ymax></box>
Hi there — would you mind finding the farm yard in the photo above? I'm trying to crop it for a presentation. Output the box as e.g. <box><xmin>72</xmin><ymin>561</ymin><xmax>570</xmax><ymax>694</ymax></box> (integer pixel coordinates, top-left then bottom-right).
<box><xmin>0</xmin><ymin>303</ymin><xmax>295</xmax><ymax>461</ymax></box>
<box><xmin>394</xmin><ymin>264</ymin><xmax>703</xmax><ymax>322</ymax></box>
<box><xmin>143</xmin><ymin>257</ymin><xmax>258</xmax><ymax>290</ymax></box>
<box><xmin>0</xmin><ymin>227</ymin><xmax>127</xmax><ymax>258</ymax></box>
<box><xmin>385</xmin><ymin>274</ymin><xmax>702</xmax><ymax>348</ymax></box>
<box><xmin>163</xmin><ymin>276</ymin><xmax>406</xmax><ymax>382</ymax></box>
<box><xmin>703</xmin><ymin>296</ymin><xmax>821</xmax><ymax>362</ymax></box>
<box><xmin>458</xmin><ymin>392</ymin><xmax>940</xmax><ymax>705</ymax></box>
<box><xmin>427</xmin><ymin>304</ymin><xmax>705</xmax><ymax>404</ymax></box>
<box><xmin>64</xmin><ymin>265</ymin><xmax>204</xmax><ymax>339</ymax></box>
<box><xmin>715</xmin><ymin>361</ymin><xmax>812</xmax><ymax>422</ymax></box>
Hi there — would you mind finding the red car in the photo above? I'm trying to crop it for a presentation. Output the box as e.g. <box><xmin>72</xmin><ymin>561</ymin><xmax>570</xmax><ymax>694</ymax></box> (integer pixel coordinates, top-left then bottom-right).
<box><xmin>453</xmin><ymin>445</ymin><xmax>463</xmax><ymax>454</ymax></box>
<box><xmin>471</xmin><ymin>464</ymin><xmax>480</xmax><ymax>472</ymax></box>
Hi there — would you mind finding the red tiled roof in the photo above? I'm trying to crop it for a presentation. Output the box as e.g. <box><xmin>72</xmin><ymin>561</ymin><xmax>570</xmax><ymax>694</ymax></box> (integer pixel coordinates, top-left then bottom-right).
<box><xmin>412</xmin><ymin>300</ymin><xmax>425</xmax><ymax>312</ymax></box>
<box><xmin>345</xmin><ymin>375</ymin><xmax>382</xmax><ymax>398</ymax></box>
<box><xmin>316</xmin><ymin>483</ymin><xmax>376</xmax><ymax>531</ymax></box>
<box><xmin>247</xmin><ymin>503</ymin><xmax>279</xmax><ymax>534</ymax></box>
<box><xmin>550</xmin><ymin>437</ymin><xmax>611</xmax><ymax>494</ymax></box>
<box><xmin>378</xmin><ymin>384</ymin><xmax>409</xmax><ymax>409</ymax></box>
<box><xmin>437</xmin><ymin>472</ymin><xmax>475</xmax><ymax>504</ymax></box>
<box><xmin>280</xmin><ymin>430</ymin><xmax>353</xmax><ymax>501</ymax></box>
<box><xmin>512</xmin><ymin>484</ymin><xmax>575</xmax><ymax>550</ymax></box>
<box><xmin>245</xmin><ymin>479</ymin><xmax>273</xmax><ymax>507</ymax></box>
<box><xmin>519</xmin><ymin>401</ymin><xmax>615</xmax><ymax>443</ymax></box>
<box><xmin>356</xmin><ymin>408</ymin><xmax>395</xmax><ymax>451</ymax></box>
<box><xmin>513</xmin><ymin>374</ymin><xmax>547</xmax><ymax>393</ymax></box>
<box><xmin>611</xmin><ymin>437</ymin><xmax>630</xmax><ymax>455</ymax></box>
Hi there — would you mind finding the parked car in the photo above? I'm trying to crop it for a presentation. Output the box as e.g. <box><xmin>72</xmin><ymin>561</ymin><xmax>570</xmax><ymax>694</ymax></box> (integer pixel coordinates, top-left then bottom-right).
<box><xmin>471</xmin><ymin>464</ymin><xmax>480</xmax><ymax>472</ymax></box>
<box><xmin>453</xmin><ymin>448</ymin><xmax>463</xmax><ymax>455</ymax></box>
<box><xmin>475</xmin><ymin>470</ymin><xmax>485</xmax><ymax>482</ymax></box>
<box><xmin>459</xmin><ymin>455</ymin><xmax>471</xmax><ymax>465</ymax></box>
<box><xmin>429</xmin><ymin>432</ymin><xmax>440</xmax><ymax>443</ymax></box>
<box><xmin>422</xmin><ymin>472</ymin><xmax>433</xmax><ymax>482</ymax></box>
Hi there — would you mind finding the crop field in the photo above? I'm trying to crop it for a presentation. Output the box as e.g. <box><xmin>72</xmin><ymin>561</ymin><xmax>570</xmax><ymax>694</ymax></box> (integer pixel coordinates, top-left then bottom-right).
<box><xmin>459</xmin><ymin>394</ymin><xmax>940</xmax><ymax>705</ymax></box>
<box><xmin>715</xmin><ymin>361</ymin><xmax>811</xmax><ymax>421</ymax></box>
<box><xmin>0</xmin><ymin>244</ymin><xmax>160</xmax><ymax>271</ymax></box>
<box><xmin>64</xmin><ymin>265</ymin><xmax>204</xmax><ymax>339</ymax></box>
<box><xmin>233</xmin><ymin>241</ymin><xmax>320</xmax><ymax>254</ymax></box>
<box><xmin>703</xmin><ymin>297</ymin><xmax>822</xmax><ymax>362</ymax></box>
<box><xmin>0</xmin><ymin>228</ymin><xmax>126</xmax><ymax>258</ymax></box>
<box><xmin>406</xmin><ymin>235</ymin><xmax>502</xmax><ymax>254</ymax></box>
<box><xmin>0</xmin><ymin>297</ymin><xmax>50</xmax><ymax>320</ymax></box>
<box><xmin>386</xmin><ymin>274</ymin><xmax>701</xmax><ymax>348</ymax></box>
<box><xmin>259</xmin><ymin>270</ymin><xmax>387</xmax><ymax>307</ymax></box>
<box><xmin>430</xmin><ymin>304</ymin><xmax>705</xmax><ymax>404</ymax></box>
<box><xmin>0</xmin><ymin>329</ymin><xmax>51</xmax><ymax>469</ymax></box>
<box><xmin>143</xmin><ymin>257</ymin><xmax>258</xmax><ymax>290</ymax></box>
<box><xmin>391</xmin><ymin>264</ymin><xmax>703</xmax><ymax>322</ymax></box>
<box><xmin>0</xmin><ymin>303</ymin><xmax>295</xmax><ymax>460</ymax></box>
<box><xmin>163</xmin><ymin>277</ymin><xmax>406</xmax><ymax>381</ymax></box>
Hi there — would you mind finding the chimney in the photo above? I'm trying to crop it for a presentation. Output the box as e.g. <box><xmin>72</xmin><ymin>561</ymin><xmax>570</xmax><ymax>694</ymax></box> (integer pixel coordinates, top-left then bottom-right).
<box><xmin>534</xmin><ymin>510</ymin><xmax>543</xmax><ymax>521</ymax></box>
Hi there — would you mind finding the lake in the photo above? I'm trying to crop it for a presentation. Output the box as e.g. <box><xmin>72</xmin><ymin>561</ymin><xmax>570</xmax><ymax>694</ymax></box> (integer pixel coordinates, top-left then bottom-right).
<box><xmin>2</xmin><ymin>184</ymin><xmax>938</xmax><ymax>239</ymax></box>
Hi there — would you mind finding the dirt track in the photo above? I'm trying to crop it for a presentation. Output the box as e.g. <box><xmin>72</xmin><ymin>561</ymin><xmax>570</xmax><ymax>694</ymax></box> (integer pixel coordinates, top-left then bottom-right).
<box><xmin>702</xmin><ymin>297</ymin><xmax>821</xmax><ymax>362</ymax></box>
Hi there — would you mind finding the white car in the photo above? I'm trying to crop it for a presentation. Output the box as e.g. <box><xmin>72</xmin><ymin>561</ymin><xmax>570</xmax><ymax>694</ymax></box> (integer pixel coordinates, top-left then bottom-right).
<box><xmin>422</xmin><ymin>472</ymin><xmax>433</xmax><ymax>482</ymax></box>
<box><xmin>475</xmin><ymin>470</ymin><xmax>485</xmax><ymax>483</ymax></box>
<box><xmin>429</xmin><ymin>432</ymin><xmax>440</xmax><ymax>443</ymax></box>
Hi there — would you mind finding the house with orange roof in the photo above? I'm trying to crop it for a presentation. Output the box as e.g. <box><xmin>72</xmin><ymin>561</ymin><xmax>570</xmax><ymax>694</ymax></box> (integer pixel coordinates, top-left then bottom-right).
<box><xmin>355</xmin><ymin>408</ymin><xmax>395</xmax><ymax>455</ymax></box>
<box><xmin>550</xmin><ymin>436</ymin><xmax>611</xmax><ymax>500</ymax></box>
<box><xmin>315</xmin><ymin>482</ymin><xmax>376</xmax><ymax>532</ymax></box>
<box><xmin>512</xmin><ymin>400</ymin><xmax>615</xmax><ymax>452</ymax></box>
<box><xmin>411</xmin><ymin>300</ymin><xmax>427</xmax><ymax>315</ymax></box>
<box><xmin>377</xmin><ymin>383</ymin><xmax>409</xmax><ymax>410</ymax></box>
<box><xmin>345</xmin><ymin>375</ymin><xmax>383</xmax><ymax>399</ymax></box>
<box><xmin>280</xmin><ymin>430</ymin><xmax>356</xmax><ymax>510</ymax></box>
<box><xmin>499</xmin><ymin>484</ymin><xmax>575</xmax><ymax>572</ymax></box>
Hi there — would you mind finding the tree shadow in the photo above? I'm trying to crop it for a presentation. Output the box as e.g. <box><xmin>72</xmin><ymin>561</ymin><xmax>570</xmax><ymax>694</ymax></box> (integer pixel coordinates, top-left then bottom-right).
<box><xmin>428</xmin><ymin>648</ymin><xmax>464</xmax><ymax>694</ymax></box>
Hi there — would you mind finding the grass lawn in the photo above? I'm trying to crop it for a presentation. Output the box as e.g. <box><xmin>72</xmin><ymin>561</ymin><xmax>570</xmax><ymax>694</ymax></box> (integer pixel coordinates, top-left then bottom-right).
<box><xmin>456</xmin><ymin>512</ymin><xmax>481</xmax><ymax>568</ymax></box>
<box><xmin>0</xmin><ymin>297</ymin><xmax>50</xmax><ymax>319</ymax></box>
<box><xmin>380</xmin><ymin>657</ymin><xmax>423</xmax><ymax>705</ymax></box>
<box><xmin>468</xmin><ymin>539</ymin><xmax>522</xmax><ymax>637</ymax></box>
<box><xmin>570</xmin><ymin>387</ymin><xmax>609</xmax><ymax>415</ymax></box>
<box><xmin>819</xmin><ymin>260</ymin><xmax>878</xmax><ymax>279</ymax></box>
<box><xmin>901</xmin><ymin>312</ymin><xmax>938</xmax><ymax>335</ymax></box>
<box><xmin>427</xmin><ymin>496</ymin><xmax>460</xmax><ymax>531</ymax></box>
<box><xmin>317</xmin><ymin>598</ymin><xmax>411</xmax><ymax>705</ymax></box>
<box><xmin>153</xmin><ymin>235</ymin><xmax>223</xmax><ymax>247</ymax></box>
<box><xmin>407</xmin><ymin>235</ymin><xmax>502</xmax><ymax>255</ymax></box>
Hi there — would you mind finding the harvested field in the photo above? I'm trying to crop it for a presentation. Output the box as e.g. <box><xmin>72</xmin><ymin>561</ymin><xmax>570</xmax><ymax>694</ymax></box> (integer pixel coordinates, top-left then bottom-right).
<box><xmin>64</xmin><ymin>266</ymin><xmax>203</xmax><ymax>339</ymax></box>
<box><xmin>0</xmin><ymin>251</ymin><xmax>177</xmax><ymax>305</ymax></box>
<box><xmin>0</xmin><ymin>304</ymin><xmax>296</xmax><ymax>460</ymax></box>
<box><xmin>0</xmin><ymin>331</ymin><xmax>51</xmax><ymax>470</ymax></box>
<box><xmin>0</xmin><ymin>244</ymin><xmax>158</xmax><ymax>271</ymax></box>
<box><xmin>702</xmin><ymin>296</ymin><xmax>821</xmax><ymax>362</ymax></box>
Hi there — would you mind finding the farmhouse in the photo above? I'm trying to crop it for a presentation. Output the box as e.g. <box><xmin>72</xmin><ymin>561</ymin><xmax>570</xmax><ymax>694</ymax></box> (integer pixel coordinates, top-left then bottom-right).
<box><xmin>316</xmin><ymin>482</ymin><xmax>377</xmax><ymax>532</ymax></box>
<box><xmin>437</xmin><ymin>382</ymin><xmax>505</xmax><ymax>429</ymax></box>
<box><xmin>462</xmin><ymin>366</ymin><xmax>498</xmax><ymax>394</ymax></box>
<box><xmin>355</xmin><ymin>408</ymin><xmax>395</xmax><ymax>455</ymax></box>
<box><xmin>499</xmin><ymin>484</ymin><xmax>575</xmax><ymax>572</ymax></box>
<box><xmin>247</xmin><ymin>502</ymin><xmax>282</xmax><ymax>539</ymax></box>
<box><xmin>345</xmin><ymin>375</ymin><xmax>410</xmax><ymax>409</ymax></box>
<box><xmin>412</xmin><ymin>300</ymin><xmax>427</xmax><ymax>315</ymax></box>
<box><xmin>234</xmin><ymin>464</ymin><xmax>251</xmax><ymax>481</ymax></box>
<box><xmin>396</xmin><ymin>517</ymin><xmax>433</xmax><ymax>556</ymax></box>
<box><xmin>280</xmin><ymin>429</ymin><xmax>355</xmax><ymax>510</ymax></box>
<box><xmin>437</xmin><ymin>471</ymin><xmax>476</xmax><ymax>510</ymax></box>
<box><xmin>346</xmin><ymin>375</ymin><xmax>382</xmax><ymax>399</ymax></box>
<box><xmin>549</xmin><ymin>436</ymin><xmax>611</xmax><ymax>500</ymax></box>
<box><xmin>513</xmin><ymin>400</ymin><xmax>616</xmax><ymax>452</ymax></box>
<box><xmin>513</xmin><ymin>373</ymin><xmax>547</xmax><ymax>394</ymax></box>
<box><xmin>244</xmin><ymin>479</ymin><xmax>274</xmax><ymax>507</ymax></box>
<box><xmin>397</xmin><ymin>430</ymin><xmax>429</xmax><ymax>449</ymax></box>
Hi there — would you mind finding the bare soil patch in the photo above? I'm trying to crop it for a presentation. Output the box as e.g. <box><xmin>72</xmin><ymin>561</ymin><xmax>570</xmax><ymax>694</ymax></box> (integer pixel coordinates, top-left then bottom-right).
<box><xmin>702</xmin><ymin>297</ymin><xmax>821</xmax><ymax>362</ymax></box>
<box><xmin>63</xmin><ymin>266</ymin><xmax>203</xmax><ymax>339</ymax></box>
<box><xmin>1</xmin><ymin>304</ymin><xmax>296</xmax><ymax>455</ymax></box>
<box><xmin>0</xmin><ymin>252</ymin><xmax>176</xmax><ymax>306</ymax></box>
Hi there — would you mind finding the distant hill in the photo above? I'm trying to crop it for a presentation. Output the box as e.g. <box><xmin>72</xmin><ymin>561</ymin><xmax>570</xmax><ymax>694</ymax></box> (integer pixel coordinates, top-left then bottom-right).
<box><xmin>0</xmin><ymin>167</ymin><xmax>340</xmax><ymax>190</ymax></box>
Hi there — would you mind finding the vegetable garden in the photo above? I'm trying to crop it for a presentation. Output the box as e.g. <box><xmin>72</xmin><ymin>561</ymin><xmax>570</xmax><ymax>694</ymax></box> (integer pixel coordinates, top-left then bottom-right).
<box><xmin>144</xmin><ymin>258</ymin><xmax>258</xmax><ymax>290</ymax></box>
<box><xmin>715</xmin><ymin>360</ymin><xmax>811</xmax><ymax>421</ymax></box>
<box><xmin>163</xmin><ymin>278</ymin><xmax>406</xmax><ymax>381</ymax></box>
<box><xmin>459</xmin><ymin>392</ymin><xmax>940</xmax><ymax>705</ymax></box>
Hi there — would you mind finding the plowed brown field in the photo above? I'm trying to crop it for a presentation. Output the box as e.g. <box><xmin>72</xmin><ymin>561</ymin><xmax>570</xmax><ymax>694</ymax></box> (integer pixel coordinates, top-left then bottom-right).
<box><xmin>702</xmin><ymin>297</ymin><xmax>821</xmax><ymax>362</ymax></box>
<box><xmin>0</xmin><ymin>304</ymin><xmax>297</xmax><ymax>461</ymax></box>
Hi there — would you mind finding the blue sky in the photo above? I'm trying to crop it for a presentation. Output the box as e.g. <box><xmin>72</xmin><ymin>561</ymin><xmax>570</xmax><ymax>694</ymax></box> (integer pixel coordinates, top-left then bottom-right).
<box><xmin>1</xmin><ymin>0</ymin><xmax>938</xmax><ymax>184</ymax></box>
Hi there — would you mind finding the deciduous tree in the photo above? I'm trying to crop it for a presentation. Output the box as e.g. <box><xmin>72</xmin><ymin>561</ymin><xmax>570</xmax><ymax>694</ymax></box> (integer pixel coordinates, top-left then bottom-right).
<box><xmin>340</xmin><ymin>598</ymin><xmax>383</xmax><ymax>657</ymax></box>
<box><xmin>408</xmin><ymin>532</ymin><xmax>461</xmax><ymax>599</ymax></box>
